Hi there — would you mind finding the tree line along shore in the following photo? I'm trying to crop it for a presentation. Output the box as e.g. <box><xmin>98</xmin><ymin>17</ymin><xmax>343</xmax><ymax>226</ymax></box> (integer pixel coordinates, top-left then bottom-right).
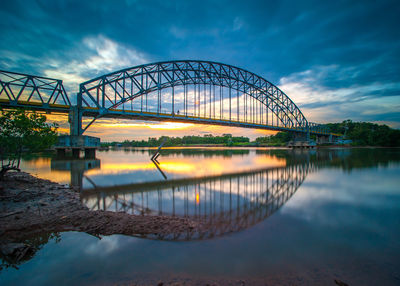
<box><xmin>101</xmin><ymin>120</ymin><xmax>400</xmax><ymax>148</ymax></box>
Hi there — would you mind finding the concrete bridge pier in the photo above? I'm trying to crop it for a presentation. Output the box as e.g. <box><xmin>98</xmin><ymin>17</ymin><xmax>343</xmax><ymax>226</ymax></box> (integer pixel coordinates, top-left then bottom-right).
<box><xmin>56</xmin><ymin>148</ymin><xmax>66</xmax><ymax>158</ymax></box>
<box><xmin>55</xmin><ymin>135</ymin><xmax>100</xmax><ymax>159</ymax></box>
<box><xmin>69</xmin><ymin>106</ymin><xmax>82</xmax><ymax>137</ymax></box>
<box><xmin>84</xmin><ymin>148</ymin><xmax>96</xmax><ymax>159</ymax></box>
<box><xmin>72</xmin><ymin>148</ymin><xmax>80</xmax><ymax>159</ymax></box>
<box><xmin>54</xmin><ymin>105</ymin><xmax>100</xmax><ymax>159</ymax></box>
<box><xmin>287</xmin><ymin>132</ymin><xmax>316</xmax><ymax>148</ymax></box>
<box><xmin>316</xmin><ymin>134</ymin><xmax>333</xmax><ymax>144</ymax></box>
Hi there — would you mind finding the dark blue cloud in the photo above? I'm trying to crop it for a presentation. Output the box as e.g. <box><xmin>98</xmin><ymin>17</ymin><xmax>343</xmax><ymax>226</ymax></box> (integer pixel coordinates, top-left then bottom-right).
<box><xmin>0</xmin><ymin>0</ymin><xmax>399</xmax><ymax>126</ymax></box>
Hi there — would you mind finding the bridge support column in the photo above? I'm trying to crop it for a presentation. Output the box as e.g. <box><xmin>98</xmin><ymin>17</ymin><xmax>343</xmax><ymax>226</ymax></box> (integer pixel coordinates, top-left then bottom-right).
<box><xmin>316</xmin><ymin>135</ymin><xmax>332</xmax><ymax>144</ymax></box>
<box><xmin>287</xmin><ymin>132</ymin><xmax>316</xmax><ymax>148</ymax></box>
<box><xmin>72</xmin><ymin>148</ymin><xmax>80</xmax><ymax>159</ymax></box>
<box><xmin>69</xmin><ymin>106</ymin><xmax>82</xmax><ymax>136</ymax></box>
<box><xmin>84</xmin><ymin>148</ymin><xmax>96</xmax><ymax>159</ymax></box>
<box><xmin>64</xmin><ymin>101</ymin><xmax>100</xmax><ymax>159</ymax></box>
<box><xmin>55</xmin><ymin>135</ymin><xmax>100</xmax><ymax>159</ymax></box>
<box><xmin>56</xmin><ymin>148</ymin><xmax>66</xmax><ymax>158</ymax></box>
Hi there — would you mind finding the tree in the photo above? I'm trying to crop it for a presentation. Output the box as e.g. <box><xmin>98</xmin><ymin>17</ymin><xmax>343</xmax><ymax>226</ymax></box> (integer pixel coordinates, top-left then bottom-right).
<box><xmin>326</xmin><ymin>120</ymin><xmax>400</xmax><ymax>146</ymax></box>
<box><xmin>255</xmin><ymin>132</ymin><xmax>292</xmax><ymax>146</ymax></box>
<box><xmin>0</xmin><ymin>109</ymin><xmax>58</xmax><ymax>179</ymax></box>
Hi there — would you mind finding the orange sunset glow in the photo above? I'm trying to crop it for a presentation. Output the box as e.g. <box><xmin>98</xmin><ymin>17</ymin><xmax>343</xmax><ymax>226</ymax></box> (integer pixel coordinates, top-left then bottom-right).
<box><xmin>44</xmin><ymin>113</ymin><xmax>277</xmax><ymax>142</ymax></box>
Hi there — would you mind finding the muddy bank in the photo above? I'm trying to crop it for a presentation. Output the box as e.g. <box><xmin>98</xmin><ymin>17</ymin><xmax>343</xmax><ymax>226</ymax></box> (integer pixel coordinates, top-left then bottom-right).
<box><xmin>0</xmin><ymin>172</ymin><xmax>202</xmax><ymax>265</ymax></box>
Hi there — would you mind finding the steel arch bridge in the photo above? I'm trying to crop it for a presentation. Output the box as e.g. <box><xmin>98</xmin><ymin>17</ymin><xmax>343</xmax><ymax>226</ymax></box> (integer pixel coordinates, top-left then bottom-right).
<box><xmin>77</xmin><ymin>60</ymin><xmax>328</xmax><ymax>135</ymax></box>
<box><xmin>0</xmin><ymin>61</ymin><xmax>333</xmax><ymax>136</ymax></box>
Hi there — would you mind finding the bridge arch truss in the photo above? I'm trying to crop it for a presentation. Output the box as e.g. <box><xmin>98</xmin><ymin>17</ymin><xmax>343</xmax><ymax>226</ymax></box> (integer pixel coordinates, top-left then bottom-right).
<box><xmin>78</xmin><ymin>61</ymin><xmax>327</xmax><ymax>135</ymax></box>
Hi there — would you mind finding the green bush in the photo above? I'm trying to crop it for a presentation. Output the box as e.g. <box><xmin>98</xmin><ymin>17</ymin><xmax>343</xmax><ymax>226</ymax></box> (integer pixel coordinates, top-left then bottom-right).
<box><xmin>0</xmin><ymin>109</ymin><xmax>58</xmax><ymax>178</ymax></box>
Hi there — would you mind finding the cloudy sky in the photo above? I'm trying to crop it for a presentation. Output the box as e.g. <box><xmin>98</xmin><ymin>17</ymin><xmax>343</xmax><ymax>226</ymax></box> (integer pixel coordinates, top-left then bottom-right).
<box><xmin>1</xmin><ymin>0</ymin><xmax>399</xmax><ymax>140</ymax></box>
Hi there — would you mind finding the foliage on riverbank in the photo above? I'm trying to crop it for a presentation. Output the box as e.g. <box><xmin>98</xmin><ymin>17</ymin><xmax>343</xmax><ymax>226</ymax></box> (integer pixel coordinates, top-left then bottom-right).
<box><xmin>0</xmin><ymin>109</ymin><xmax>58</xmax><ymax>179</ymax></box>
<box><xmin>100</xmin><ymin>120</ymin><xmax>400</xmax><ymax>147</ymax></box>
<box><xmin>254</xmin><ymin>132</ymin><xmax>292</xmax><ymax>146</ymax></box>
<box><xmin>326</xmin><ymin>120</ymin><xmax>400</xmax><ymax>147</ymax></box>
<box><xmin>102</xmin><ymin>134</ymin><xmax>250</xmax><ymax>147</ymax></box>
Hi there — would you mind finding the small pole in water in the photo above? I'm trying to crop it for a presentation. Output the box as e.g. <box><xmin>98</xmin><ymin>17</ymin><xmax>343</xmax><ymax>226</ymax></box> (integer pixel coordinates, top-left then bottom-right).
<box><xmin>150</xmin><ymin>138</ymin><xmax>167</xmax><ymax>179</ymax></box>
<box><xmin>151</xmin><ymin>159</ymin><xmax>167</xmax><ymax>180</ymax></box>
<box><xmin>151</xmin><ymin>138</ymin><xmax>166</xmax><ymax>161</ymax></box>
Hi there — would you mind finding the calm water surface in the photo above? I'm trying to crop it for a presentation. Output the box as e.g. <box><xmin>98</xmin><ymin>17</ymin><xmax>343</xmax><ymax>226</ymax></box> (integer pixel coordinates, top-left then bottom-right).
<box><xmin>1</xmin><ymin>147</ymin><xmax>400</xmax><ymax>285</ymax></box>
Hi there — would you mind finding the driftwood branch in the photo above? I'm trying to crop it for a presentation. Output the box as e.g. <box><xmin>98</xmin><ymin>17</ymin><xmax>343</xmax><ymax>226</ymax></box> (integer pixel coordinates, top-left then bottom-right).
<box><xmin>0</xmin><ymin>211</ymin><xmax>23</xmax><ymax>218</ymax></box>
<box><xmin>0</xmin><ymin>165</ymin><xmax>21</xmax><ymax>180</ymax></box>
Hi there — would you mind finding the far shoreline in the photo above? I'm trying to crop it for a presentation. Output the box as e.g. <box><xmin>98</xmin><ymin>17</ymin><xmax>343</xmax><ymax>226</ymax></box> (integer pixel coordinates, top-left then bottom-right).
<box><xmin>98</xmin><ymin>144</ymin><xmax>399</xmax><ymax>149</ymax></box>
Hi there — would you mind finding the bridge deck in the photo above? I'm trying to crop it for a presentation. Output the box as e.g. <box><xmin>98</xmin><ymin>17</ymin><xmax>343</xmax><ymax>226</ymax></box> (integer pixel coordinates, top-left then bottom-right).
<box><xmin>82</xmin><ymin>106</ymin><xmax>332</xmax><ymax>135</ymax></box>
<box><xmin>0</xmin><ymin>99</ymin><xmax>340</xmax><ymax>136</ymax></box>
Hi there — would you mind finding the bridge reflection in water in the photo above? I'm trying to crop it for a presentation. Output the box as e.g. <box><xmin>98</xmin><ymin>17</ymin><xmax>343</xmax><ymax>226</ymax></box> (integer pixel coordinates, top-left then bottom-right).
<box><xmin>79</xmin><ymin>162</ymin><xmax>313</xmax><ymax>240</ymax></box>
<box><xmin>51</xmin><ymin>158</ymin><xmax>101</xmax><ymax>188</ymax></box>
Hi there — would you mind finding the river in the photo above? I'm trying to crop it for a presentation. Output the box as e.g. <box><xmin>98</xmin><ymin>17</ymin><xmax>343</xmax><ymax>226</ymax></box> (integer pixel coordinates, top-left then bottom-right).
<box><xmin>1</xmin><ymin>147</ymin><xmax>400</xmax><ymax>285</ymax></box>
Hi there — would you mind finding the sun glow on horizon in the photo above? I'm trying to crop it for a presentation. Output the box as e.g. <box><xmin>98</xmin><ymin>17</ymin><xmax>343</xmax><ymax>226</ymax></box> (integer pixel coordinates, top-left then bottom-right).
<box><xmin>148</xmin><ymin>122</ymin><xmax>194</xmax><ymax>130</ymax></box>
<box><xmin>43</xmin><ymin>113</ymin><xmax>278</xmax><ymax>141</ymax></box>
<box><xmin>97</xmin><ymin>121</ymin><xmax>194</xmax><ymax>130</ymax></box>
